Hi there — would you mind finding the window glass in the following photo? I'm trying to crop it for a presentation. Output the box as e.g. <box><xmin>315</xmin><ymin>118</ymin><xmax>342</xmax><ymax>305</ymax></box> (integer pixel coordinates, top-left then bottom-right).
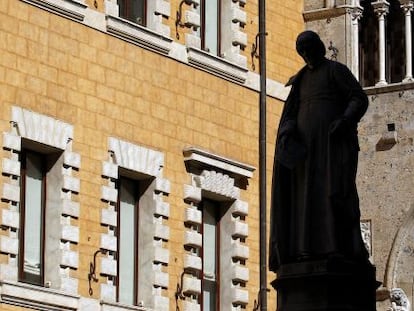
<box><xmin>118</xmin><ymin>0</ymin><xmax>146</xmax><ymax>25</ymax></box>
<box><xmin>197</xmin><ymin>0</ymin><xmax>219</xmax><ymax>55</ymax></box>
<box><xmin>118</xmin><ymin>177</ymin><xmax>138</xmax><ymax>305</ymax></box>
<box><xmin>203</xmin><ymin>200</ymin><xmax>218</xmax><ymax>310</ymax></box>
<box><xmin>204</xmin><ymin>0</ymin><xmax>219</xmax><ymax>55</ymax></box>
<box><xmin>22</xmin><ymin>152</ymin><xmax>44</xmax><ymax>282</ymax></box>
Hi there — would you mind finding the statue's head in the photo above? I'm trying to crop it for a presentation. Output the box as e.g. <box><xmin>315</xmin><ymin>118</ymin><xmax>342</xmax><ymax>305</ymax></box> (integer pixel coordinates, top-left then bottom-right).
<box><xmin>296</xmin><ymin>30</ymin><xmax>326</xmax><ymax>69</ymax></box>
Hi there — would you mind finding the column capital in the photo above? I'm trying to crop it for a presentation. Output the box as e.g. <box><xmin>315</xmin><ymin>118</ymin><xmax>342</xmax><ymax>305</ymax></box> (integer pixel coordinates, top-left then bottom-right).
<box><xmin>400</xmin><ymin>0</ymin><xmax>414</xmax><ymax>12</ymax></box>
<box><xmin>372</xmin><ymin>0</ymin><xmax>390</xmax><ymax>16</ymax></box>
<box><xmin>347</xmin><ymin>7</ymin><xmax>363</xmax><ymax>20</ymax></box>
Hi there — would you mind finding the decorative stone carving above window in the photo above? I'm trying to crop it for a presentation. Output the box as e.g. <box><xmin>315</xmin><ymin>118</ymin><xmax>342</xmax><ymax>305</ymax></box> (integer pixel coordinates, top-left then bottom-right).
<box><xmin>193</xmin><ymin>170</ymin><xmax>240</xmax><ymax>200</ymax></box>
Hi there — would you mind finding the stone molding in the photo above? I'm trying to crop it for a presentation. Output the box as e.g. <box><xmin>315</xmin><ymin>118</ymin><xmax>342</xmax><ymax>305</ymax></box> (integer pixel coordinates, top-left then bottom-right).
<box><xmin>181</xmin><ymin>148</ymin><xmax>254</xmax><ymax>310</ymax></box>
<box><xmin>303</xmin><ymin>5</ymin><xmax>363</xmax><ymax>22</ymax></box>
<box><xmin>187</xmin><ymin>47</ymin><xmax>248</xmax><ymax>84</ymax></box>
<box><xmin>386</xmin><ymin>204</ymin><xmax>414</xmax><ymax>289</ymax></box>
<box><xmin>106</xmin><ymin>15</ymin><xmax>173</xmax><ymax>55</ymax></box>
<box><xmin>183</xmin><ymin>147</ymin><xmax>255</xmax><ymax>182</ymax></box>
<box><xmin>101</xmin><ymin>300</ymin><xmax>146</xmax><ymax>311</ymax></box>
<box><xmin>0</xmin><ymin>281</ymin><xmax>80</xmax><ymax>311</ymax></box>
<box><xmin>11</xmin><ymin>106</ymin><xmax>73</xmax><ymax>150</ymax></box>
<box><xmin>100</xmin><ymin>137</ymin><xmax>170</xmax><ymax>310</ymax></box>
<box><xmin>1</xmin><ymin>107</ymin><xmax>80</xmax><ymax>295</ymax></box>
<box><xmin>20</xmin><ymin>0</ymin><xmax>87</xmax><ymax>21</ymax></box>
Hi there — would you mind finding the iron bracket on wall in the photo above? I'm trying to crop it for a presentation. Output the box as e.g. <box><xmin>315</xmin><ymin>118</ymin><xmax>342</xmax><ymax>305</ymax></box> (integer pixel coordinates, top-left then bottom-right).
<box><xmin>88</xmin><ymin>249</ymin><xmax>106</xmax><ymax>296</ymax></box>
<box><xmin>251</xmin><ymin>32</ymin><xmax>268</xmax><ymax>71</ymax></box>
<box><xmin>175</xmin><ymin>0</ymin><xmax>198</xmax><ymax>40</ymax></box>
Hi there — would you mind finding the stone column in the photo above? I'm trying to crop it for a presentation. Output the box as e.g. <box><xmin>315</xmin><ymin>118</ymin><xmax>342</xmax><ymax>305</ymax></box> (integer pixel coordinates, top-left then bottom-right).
<box><xmin>400</xmin><ymin>0</ymin><xmax>414</xmax><ymax>82</ymax></box>
<box><xmin>349</xmin><ymin>7</ymin><xmax>363</xmax><ymax>80</ymax></box>
<box><xmin>326</xmin><ymin>0</ymin><xmax>335</xmax><ymax>8</ymax></box>
<box><xmin>372</xmin><ymin>0</ymin><xmax>390</xmax><ymax>87</ymax></box>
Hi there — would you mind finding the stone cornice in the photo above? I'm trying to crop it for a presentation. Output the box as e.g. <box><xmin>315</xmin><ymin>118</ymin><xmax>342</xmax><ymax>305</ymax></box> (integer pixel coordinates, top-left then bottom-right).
<box><xmin>303</xmin><ymin>5</ymin><xmax>363</xmax><ymax>22</ymax></box>
<box><xmin>183</xmin><ymin>147</ymin><xmax>255</xmax><ymax>182</ymax></box>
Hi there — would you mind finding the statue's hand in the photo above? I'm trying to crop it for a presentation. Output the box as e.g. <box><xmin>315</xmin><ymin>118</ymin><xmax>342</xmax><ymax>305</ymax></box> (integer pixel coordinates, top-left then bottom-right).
<box><xmin>329</xmin><ymin>117</ymin><xmax>350</xmax><ymax>137</ymax></box>
<box><xmin>279</xmin><ymin>119</ymin><xmax>296</xmax><ymax>137</ymax></box>
<box><xmin>279</xmin><ymin>135</ymin><xmax>288</xmax><ymax>150</ymax></box>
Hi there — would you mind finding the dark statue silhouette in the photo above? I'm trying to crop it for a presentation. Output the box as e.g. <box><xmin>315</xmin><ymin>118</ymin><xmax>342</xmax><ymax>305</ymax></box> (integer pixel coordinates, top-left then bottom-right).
<box><xmin>269</xmin><ymin>30</ymin><xmax>370</xmax><ymax>272</ymax></box>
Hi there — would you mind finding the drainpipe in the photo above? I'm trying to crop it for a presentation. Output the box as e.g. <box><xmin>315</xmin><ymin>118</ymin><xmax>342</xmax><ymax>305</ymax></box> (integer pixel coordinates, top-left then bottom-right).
<box><xmin>258</xmin><ymin>0</ymin><xmax>267</xmax><ymax>309</ymax></box>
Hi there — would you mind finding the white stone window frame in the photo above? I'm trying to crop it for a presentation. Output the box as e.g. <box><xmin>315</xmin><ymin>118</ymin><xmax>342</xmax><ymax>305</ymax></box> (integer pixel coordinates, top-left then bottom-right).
<box><xmin>104</xmin><ymin>0</ymin><xmax>173</xmax><ymax>55</ymax></box>
<box><xmin>100</xmin><ymin>137</ymin><xmax>170</xmax><ymax>311</ymax></box>
<box><xmin>1</xmin><ymin>106</ymin><xmax>81</xmax><ymax>310</ymax></box>
<box><xmin>181</xmin><ymin>0</ymin><xmax>248</xmax><ymax>83</ymax></box>
<box><xmin>20</xmin><ymin>0</ymin><xmax>87</xmax><ymax>22</ymax></box>
<box><xmin>180</xmin><ymin>147</ymin><xmax>254</xmax><ymax>311</ymax></box>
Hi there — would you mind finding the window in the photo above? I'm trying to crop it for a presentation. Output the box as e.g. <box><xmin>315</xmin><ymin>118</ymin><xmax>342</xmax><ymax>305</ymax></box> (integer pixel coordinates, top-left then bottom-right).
<box><xmin>359</xmin><ymin>0</ymin><xmax>405</xmax><ymax>86</ymax></box>
<box><xmin>18</xmin><ymin>144</ymin><xmax>62</xmax><ymax>286</ymax></box>
<box><xmin>385</xmin><ymin>0</ymin><xmax>404</xmax><ymax>83</ymax></box>
<box><xmin>100</xmin><ymin>138</ymin><xmax>170</xmax><ymax>307</ymax></box>
<box><xmin>19</xmin><ymin>150</ymin><xmax>45</xmax><ymax>285</ymax></box>
<box><xmin>116</xmin><ymin>176</ymin><xmax>140</xmax><ymax>305</ymax></box>
<box><xmin>197</xmin><ymin>0</ymin><xmax>221</xmax><ymax>55</ymax></box>
<box><xmin>359</xmin><ymin>0</ymin><xmax>378</xmax><ymax>87</ymax></box>
<box><xmin>201</xmin><ymin>200</ymin><xmax>221</xmax><ymax>311</ymax></box>
<box><xmin>118</xmin><ymin>0</ymin><xmax>146</xmax><ymax>25</ymax></box>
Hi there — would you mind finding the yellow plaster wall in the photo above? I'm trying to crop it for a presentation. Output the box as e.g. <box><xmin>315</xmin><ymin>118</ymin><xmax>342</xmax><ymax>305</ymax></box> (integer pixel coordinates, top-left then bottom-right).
<box><xmin>0</xmin><ymin>0</ymin><xmax>305</xmax><ymax>310</ymax></box>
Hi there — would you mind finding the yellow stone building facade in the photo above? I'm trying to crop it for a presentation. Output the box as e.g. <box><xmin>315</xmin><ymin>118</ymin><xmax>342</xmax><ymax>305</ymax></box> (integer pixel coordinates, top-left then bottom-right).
<box><xmin>0</xmin><ymin>0</ymin><xmax>304</xmax><ymax>310</ymax></box>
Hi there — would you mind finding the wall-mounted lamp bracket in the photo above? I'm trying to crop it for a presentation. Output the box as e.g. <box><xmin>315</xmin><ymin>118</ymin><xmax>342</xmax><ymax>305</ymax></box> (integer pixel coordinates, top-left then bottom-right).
<box><xmin>175</xmin><ymin>0</ymin><xmax>199</xmax><ymax>40</ymax></box>
<box><xmin>174</xmin><ymin>271</ymin><xmax>186</xmax><ymax>311</ymax></box>
<box><xmin>253</xmin><ymin>289</ymin><xmax>261</xmax><ymax>311</ymax></box>
<box><xmin>251</xmin><ymin>32</ymin><xmax>268</xmax><ymax>71</ymax></box>
<box><xmin>88</xmin><ymin>249</ymin><xmax>105</xmax><ymax>296</ymax></box>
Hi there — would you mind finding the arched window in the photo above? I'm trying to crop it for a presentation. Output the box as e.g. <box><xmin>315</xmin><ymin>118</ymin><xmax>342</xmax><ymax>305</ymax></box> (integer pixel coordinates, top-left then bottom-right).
<box><xmin>359</xmin><ymin>0</ymin><xmax>405</xmax><ymax>86</ymax></box>
<box><xmin>359</xmin><ymin>0</ymin><xmax>378</xmax><ymax>87</ymax></box>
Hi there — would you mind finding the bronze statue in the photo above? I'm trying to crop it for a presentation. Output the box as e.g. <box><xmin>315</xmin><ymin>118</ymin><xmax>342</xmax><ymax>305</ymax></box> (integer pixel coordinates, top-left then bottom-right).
<box><xmin>269</xmin><ymin>31</ymin><xmax>370</xmax><ymax>272</ymax></box>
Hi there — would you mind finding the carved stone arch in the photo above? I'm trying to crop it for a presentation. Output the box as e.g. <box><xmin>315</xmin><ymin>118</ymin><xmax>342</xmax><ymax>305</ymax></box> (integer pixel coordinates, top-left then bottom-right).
<box><xmin>385</xmin><ymin>203</ymin><xmax>414</xmax><ymax>304</ymax></box>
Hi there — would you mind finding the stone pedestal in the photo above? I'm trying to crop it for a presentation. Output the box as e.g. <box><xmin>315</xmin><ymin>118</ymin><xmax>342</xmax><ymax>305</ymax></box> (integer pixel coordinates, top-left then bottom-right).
<box><xmin>272</xmin><ymin>258</ymin><xmax>380</xmax><ymax>311</ymax></box>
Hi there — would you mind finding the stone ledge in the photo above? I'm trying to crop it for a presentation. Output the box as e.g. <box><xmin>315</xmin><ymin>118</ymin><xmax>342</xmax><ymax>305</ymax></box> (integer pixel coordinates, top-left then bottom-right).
<box><xmin>106</xmin><ymin>15</ymin><xmax>172</xmax><ymax>55</ymax></box>
<box><xmin>303</xmin><ymin>5</ymin><xmax>362</xmax><ymax>22</ymax></box>
<box><xmin>0</xmin><ymin>281</ymin><xmax>80</xmax><ymax>311</ymax></box>
<box><xmin>101</xmin><ymin>300</ymin><xmax>146</xmax><ymax>311</ymax></box>
<box><xmin>187</xmin><ymin>47</ymin><xmax>248</xmax><ymax>84</ymax></box>
<box><xmin>183</xmin><ymin>147</ymin><xmax>255</xmax><ymax>182</ymax></box>
<box><xmin>20</xmin><ymin>0</ymin><xmax>87</xmax><ymax>22</ymax></box>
